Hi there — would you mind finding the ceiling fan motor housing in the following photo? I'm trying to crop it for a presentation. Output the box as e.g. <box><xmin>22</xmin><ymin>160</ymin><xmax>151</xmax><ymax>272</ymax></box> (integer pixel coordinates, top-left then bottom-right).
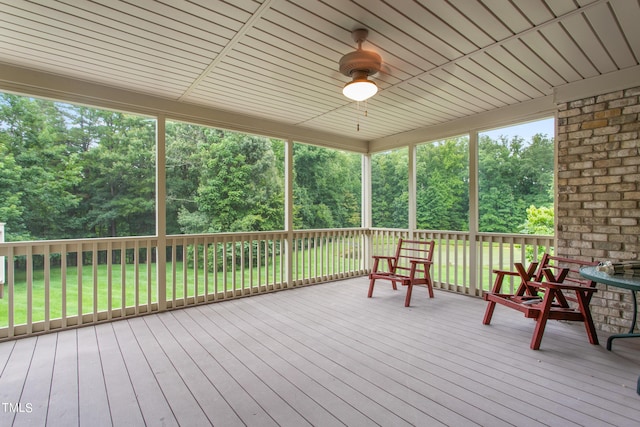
<box><xmin>339</xmin><ymin>49</ymin><xmax>382</xmax><ymax>77</ymax></box>
<box><xmin>339</xmin><ymin>28</ymin><xmax>381</xmax><ymax>77</ymax></box>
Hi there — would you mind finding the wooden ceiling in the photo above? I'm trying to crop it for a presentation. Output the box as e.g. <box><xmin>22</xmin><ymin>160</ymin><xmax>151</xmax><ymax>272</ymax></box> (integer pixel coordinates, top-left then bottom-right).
<box><xmin>0</xmin><ymin>0</ymin><xmax>639</xmax><ymax>151</ymax></box>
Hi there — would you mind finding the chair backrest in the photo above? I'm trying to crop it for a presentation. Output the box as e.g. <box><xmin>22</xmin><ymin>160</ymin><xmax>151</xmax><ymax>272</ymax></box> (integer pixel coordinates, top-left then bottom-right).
<box><xmin>535</xmin><ymin>253</ymin><xmax>598</xmax><ymax>293</ymax></box>
<box><xmin>393</xmin><ymin>238</ymin><xmax>435</xmax><ymax>276</ymax></box>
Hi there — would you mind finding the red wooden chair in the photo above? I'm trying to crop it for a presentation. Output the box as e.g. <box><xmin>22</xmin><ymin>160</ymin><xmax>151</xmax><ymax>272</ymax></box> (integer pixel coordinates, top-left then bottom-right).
<box><xmin>368</xmin><ymin>238</ymin><xmax>435</xmax><ymax>307</ymax></box>
<box><xmin>483</xmin><ymin>253</ymin><xmax>599</xmax><ymax>349</ymax></box>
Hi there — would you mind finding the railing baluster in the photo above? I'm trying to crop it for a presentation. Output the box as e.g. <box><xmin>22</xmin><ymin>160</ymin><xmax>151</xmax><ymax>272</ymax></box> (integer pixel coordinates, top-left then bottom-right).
<box><xmin>44</xmin><ymin>245</ymin><xmax>50</xmax><ymax>331</ymax></box>
<box><xmin>194</xmin><ymin>237</ymin><xmax>200</xmax><ymax>302</ymax></box>
<box><xmin>107</xmin><ymin>241</ymin><xmax>113</xmax><ymax>320</ymax></box>
<box><xmin>7</xmin><ymin>246</ymin><xmax>14</xmax><ymax>338</ymax></box>
<box><xmin>26</xmin><ymin>246</ymin><xmax>33</xmax><ymax>334</ymax></box>
<box><xmin>77</xmin><ymin>247</ymin><xmax>82</xmax><ymax>324</ymax></box>
<box><xmin>204</xmin><ymin>239</ymin><xmax>210</xmax><ymax>299</ymax></box>
<box><xmin>61</xmin><ymin>247</ymin><xmax>67</xmax><ymax>328</ymax></box>
<box><xmin>213</xmin><ymin>240</ymin><xmax>219</xmax><ymax>300</ymax></box>
<box><xmin>182</xmin><ymin>237</ymin><xmax>188</xmax><ymax>303</ymax></box>
<box><xmin>146</xmin><ymin>240</ymin><xmax>152</xmax><ymax>310</ymax></box>
<box><xmin>120</xmin><ymin>241</ymin><xmax>126</xmax><ymax>317</ymax></box>
<box><xmin>92</xmin><ymin>242</ymin><xmax>98</xmax><ymax>323</ymax></box>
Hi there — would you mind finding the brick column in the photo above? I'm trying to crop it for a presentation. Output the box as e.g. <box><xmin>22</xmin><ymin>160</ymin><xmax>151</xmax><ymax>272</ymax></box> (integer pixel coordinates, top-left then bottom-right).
<box><xmin>556</xmin><ymin>86</ymin><xmax>640</xmax><ymax>334</ymax></box>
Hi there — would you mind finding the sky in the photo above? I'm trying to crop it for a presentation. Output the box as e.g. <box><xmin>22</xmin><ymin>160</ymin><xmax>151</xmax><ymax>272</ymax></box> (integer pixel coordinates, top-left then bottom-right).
<box><xmin>480</xmin><ymin>117</ymin><xmax>554</xmax><ymax>142</ymax></box>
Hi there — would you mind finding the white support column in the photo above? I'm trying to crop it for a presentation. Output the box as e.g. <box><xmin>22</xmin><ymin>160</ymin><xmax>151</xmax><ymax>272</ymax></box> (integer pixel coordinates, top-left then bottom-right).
<box><xmin>469</xmin><ymin>131</ymin><xmax>479</xmax><ymax>296</ymax></box>
<box><xmin>0</xmin><ymin>222</ymin><xmax>4</xmax><ymax>299</ymax></box>
<box><xmin>362</xmin><ymin>153</ymin><xmax>372</xmax><ymax>270</ymax></box>
<box><xmin>156</xmin><ymin>115</ymin><xmax>167</xmax><ymax>310</ymax></box>
<box><xmin>408</xmin><ymin>144</ymin><xmax>417</xmax><ymax>238</ymax></box>
<box><xmin>284</xmin><ymin>139</ymin><xmax>294</xmax><ymax>288</ymax></box>
<box><xmin>553</xmin><ymin>111</ymin><xmax>559</xmax><ymax>252</ymax></box>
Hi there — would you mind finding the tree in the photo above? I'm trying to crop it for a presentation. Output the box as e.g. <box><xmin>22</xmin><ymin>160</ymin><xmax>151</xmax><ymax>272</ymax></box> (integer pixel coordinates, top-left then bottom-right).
<box><xmin>179</xmin><ymin>132</ymin><xmax>283</xmax><ymax>233</ymax></box>
<box><xmin>74</xmin><ymin>110</ymin><xmax>156</xmax><ymax>237</ymax></box>
<box><xmin>0</xmin><ymin>140</ymin><xmax>24</xmax><ymax>238</ymax></box>
<box><xmin>165</xmin><ymin>123</ymin><xmax>217</xmax><ymax>234</ymax></box>
<box><xmin>293</xmin><ymin>144</ymin><xmax>361</xmax><ymax>229</ymax></box>
<box><xmin>478</xmin><ymin>133</ymin><xmax>554</xmax><ymax>233</ymax></box>
<box><xmin>371</xmin><ymin>149</ymin><xmax>408</xmax><ymax>228</ymax></box>
<box><xmin>520</xmin><ymin>205</ymin><xmax>554</xmax><ymax>235</ymax></box>
<box><xmin>0</xmin><ymin>94</ymin><xmax>82</xmax><ymax>240</ymax></box>
<box><xmin>416</xmin><ymin>137</ymin><xmax>469</xmax><ymax>231</ymax></box>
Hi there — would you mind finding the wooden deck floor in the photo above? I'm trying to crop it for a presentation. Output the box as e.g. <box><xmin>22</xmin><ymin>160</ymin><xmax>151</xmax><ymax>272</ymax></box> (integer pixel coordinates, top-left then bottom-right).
<box><xmin>0</xmin><ymin>277</ymin><xmax>638</xmax><ymax>427</ymax></box>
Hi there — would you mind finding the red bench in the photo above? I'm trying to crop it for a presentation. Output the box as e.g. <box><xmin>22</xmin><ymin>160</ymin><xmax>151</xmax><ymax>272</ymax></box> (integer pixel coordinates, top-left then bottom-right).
<box><xmin>368</xmin><ymin>238</ymin><xmax>435</xmax><ymax>307</ymax></box>
<box><xmin>482</xmin><ymin>253</ymin><xmax>599</xmax><ymax>349</ymax></box>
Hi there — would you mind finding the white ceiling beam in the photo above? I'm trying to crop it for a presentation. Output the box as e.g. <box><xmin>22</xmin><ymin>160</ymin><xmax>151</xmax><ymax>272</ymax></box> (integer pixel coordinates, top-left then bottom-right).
<box><xmin>0</xmin><ymin>63</ymin><xmax>368</xmax><ymax>153</ymax></box>
<box><xmin>369</xmin><ymin>95</ymin><xmax>555</xmax><ymax>151</ymax></box>
<box><xmin>553</xmin><ymin>65</ymin><xmax>640</xmax><ymax>103</ymax></box>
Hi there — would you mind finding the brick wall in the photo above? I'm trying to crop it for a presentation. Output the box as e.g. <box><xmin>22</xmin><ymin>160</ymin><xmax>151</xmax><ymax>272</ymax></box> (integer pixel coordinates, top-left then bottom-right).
<box><xmin>556</xmin><ymin>85</ymin><xmax>640</xmax><ymax>334</ymax></box>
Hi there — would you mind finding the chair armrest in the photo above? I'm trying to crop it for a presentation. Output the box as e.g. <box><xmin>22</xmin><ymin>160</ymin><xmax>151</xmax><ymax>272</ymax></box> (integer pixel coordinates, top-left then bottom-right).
<box><xmin>487</xmin><ymin>269</ymin><xmax>523</xmax><ymax>294</ymax></box>
<box><xmin>491</xmin><ymin>269</ymin><xmax>520</xmax><ymax>276</ymax></box>
<box><xmin>371</xmin><ymin>255</ymin><xmax>396</xmax><ymax>273</ymax></box>
<box><xmin>534</xmin><ymin>281</ymin><xmax>598</xmax><ymax>293</ymax></box>
<box><xmin>408</xmin><ymin>259</ymin><xmax>432</xmax><ymax>278</ymax></box>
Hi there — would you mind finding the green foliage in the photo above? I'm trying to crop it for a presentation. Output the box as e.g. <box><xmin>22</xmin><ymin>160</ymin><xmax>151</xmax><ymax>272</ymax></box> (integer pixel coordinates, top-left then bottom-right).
<box><xmin>416</xmin><ymin>137</ymin><xmax>469</xmax><ymax>231</ymax></box>
<box><xmin>75</xmin><ymin>110</ymin><xmax>156</xmax><ymax>237</ymax></box>
<box><xmin>293</xmin><ymin>144</ymin><xmax>361</xmax><ymax>229</ymax></box>
<box><xmin>0</xmin><ymin>92</ymin><xmax>554</xmax><ymax>241</ymax></box>
<box><xmin>371</xmin><ymin>149</ymin><xmax>408</xmax><ymax>228</ymax></box>
<box><xmin>478</xmin><ymin>133</ymin><xmax>554</xmax><ymax>233</ymax></box>
<box><xmin>520</xmin><ymin>205</ymin><xmax>554</xmax><ymax>235</ymax></box>
<box><xmin>0</xmin><ymin>94</ymin><xmax>83</xmax><ymax>239</ymax></box>
<box><xmin>369</xmin><ymin>131</ymin><xmax>554</xmax><ymax>233</ymax></box>
<box><xmin>174</xmin><ymin>131</ymin><xmax>284</xmax><ymax>233</ymax></box>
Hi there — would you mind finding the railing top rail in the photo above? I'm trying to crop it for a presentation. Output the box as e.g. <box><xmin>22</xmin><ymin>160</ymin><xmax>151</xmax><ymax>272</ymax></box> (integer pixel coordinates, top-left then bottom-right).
<box><xmin>0</xmin><ymin>228</ymin><xmax>556</xmax><ymax>248</ymax></box>
<box><xmin>476</xmin><ymin>232</ymin><xmax>554</xmax><ymax>240</ymax></box>
<box><xmin>166</xmin><ymin>230</ymin><xmax>288</xmax><ymax>239</ymax></box>
<box><xmin>292</xmin><ymin>227</ymin><xmax>367</xmax><ymax>234</ymax></box>
<box><xmin>0</xmin><ymin>235</ymin><xmax>158</xmax><ymax>248</ymax></box>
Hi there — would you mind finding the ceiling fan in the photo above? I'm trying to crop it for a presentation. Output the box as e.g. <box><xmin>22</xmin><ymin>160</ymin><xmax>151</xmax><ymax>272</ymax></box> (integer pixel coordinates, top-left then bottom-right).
<box><xmin>339</xmin><ymin>29</ymin><xmax>382</xmax><ymax>102</ymax></box>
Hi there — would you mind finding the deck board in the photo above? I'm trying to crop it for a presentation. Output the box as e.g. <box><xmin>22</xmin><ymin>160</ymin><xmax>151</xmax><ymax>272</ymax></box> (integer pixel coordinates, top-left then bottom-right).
<box><xmin>157</xmin><ymin>310</ymin><xmax>275</xmax><ymax>426</ymax></box>
<box><xmin>127</xmin><ymin>316</ymin><xmax>212</xmax><ymax>426</ymax></box>
<box><xmin>77</xmin><ymin>327</ymin><xmax>111</xmax><ymax>427</ymax></box>
<box><xmin>110</xmin><ymin>320</ymin><xmax>178</xmax><ymax>426</ymax></box>
<box><xmin>45</xmin><ymin>330</ymin><xmax>79</xmax><ymax>427</ymax></box>
<box><xmin>142</xmin><ymin>314</ymin><xmax>245</xmax><ymax>427</ymax></box>
<box><xmin>0</xmin><ymin>339</ymin><xmax>35</xmax><ymax>427</ymax></box>
<box><xmin>94</xmin><ymin>324</ymin><xmax>146</xmax><ymax>427</ymax></box>
<box><xmin>181</xmin><ymin>307</ymin><xmax>343</xmax><ymax>427</ymax></box>
<box><xmin>0</xmin><ymin>277</ymin><xmax>638</xmax><ymax>427</ymax></box>
<box><xmin>180</xmin><ymin>307</ymin><xmax>313</xmax><ymax>427</ymax></box>
<box><xmin>12</xmin><ymin>334</ymin><xmax>56</xmax><ymax>427</ymax></box>
<box><xmin>212</xmin><ymin>302</ymin><xmax>391</xmax><ymax>427</ymax></box>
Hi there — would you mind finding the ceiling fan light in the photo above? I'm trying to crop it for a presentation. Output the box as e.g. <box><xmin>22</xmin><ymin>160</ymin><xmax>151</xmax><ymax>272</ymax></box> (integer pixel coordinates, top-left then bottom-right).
<box><xmin>342</xmin><ymin>78</ymin><xmax>378</xmax><ymax>102</ymax></box>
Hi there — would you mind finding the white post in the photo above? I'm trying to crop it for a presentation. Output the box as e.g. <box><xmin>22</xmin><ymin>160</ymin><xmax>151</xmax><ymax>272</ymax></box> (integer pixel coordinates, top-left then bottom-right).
<box><xmin>156</xmin><ymin>116</ymin><xmax>167</xmax><ymax>310</ymax></box>
<box><xmin>284</xmin><ymin>139</ymin><xmax>294</xmax><ymax>288</ymax></box>
<box><xmin>0</xmin><ymin>223</ymin><xmax>4</xmax><ymax>299</ymax></box>
<box><xmin>408</xmin><ymin>144</ymin><xmax>417</xmax><ymax>239</ymax></box>
<box><xmin>469</xmin><ymin>132</ymin><xmax>479</xmax><ymax>297</ymax></box>
<box><xmin>362</xmin><ymin>153</ymin><xmax>372</xmax><ymax>271</ymax></box>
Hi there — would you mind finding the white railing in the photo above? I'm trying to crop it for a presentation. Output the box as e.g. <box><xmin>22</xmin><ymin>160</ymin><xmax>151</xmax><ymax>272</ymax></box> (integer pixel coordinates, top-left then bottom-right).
<box><xmin>0</xmin><ymin>229</ymin><xmax>368</xmax><ymax>340</ymax></box>
<box><xmin>369</xmin><ymin>229</ymin><xmax>555</xmax><ymax>296</ymax></box>
<box><xmin>0</xmin><ymin>228</ymin><xmax>553</xmax><ymax>340</ymax></box>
